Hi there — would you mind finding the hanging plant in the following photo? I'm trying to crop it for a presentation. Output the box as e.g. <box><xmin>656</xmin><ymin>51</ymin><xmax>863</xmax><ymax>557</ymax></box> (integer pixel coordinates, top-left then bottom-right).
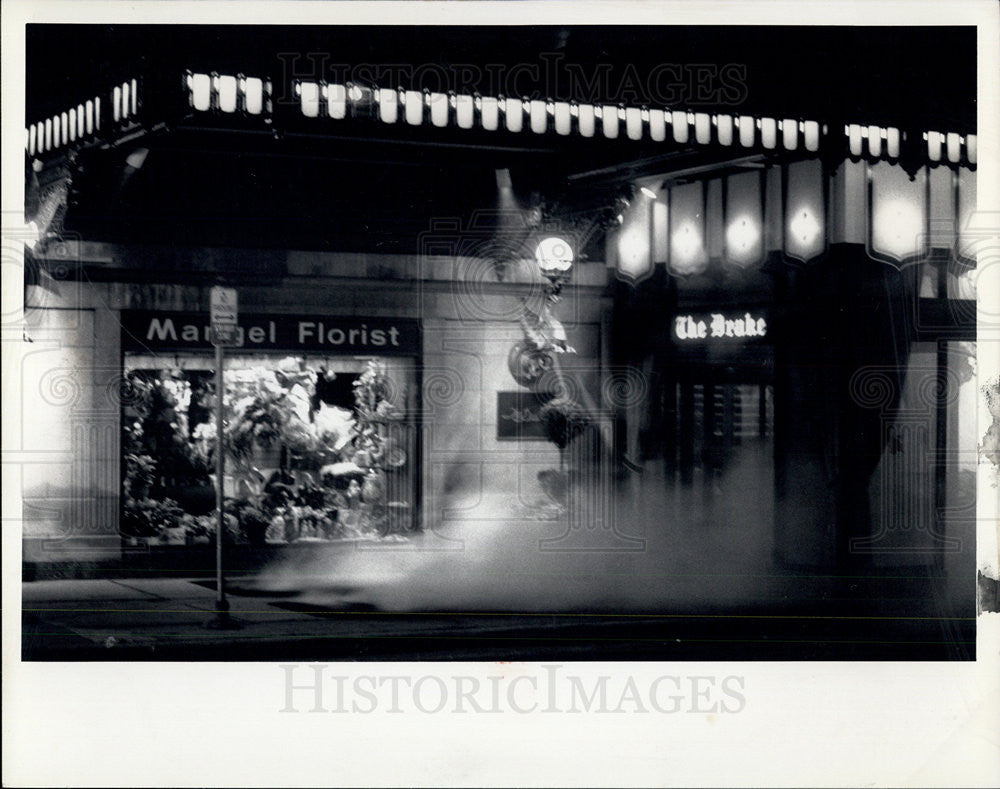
<box><xmin>539</xmin><ymin>397</ymin><xmax>590</xmax><ymax>451</ymax></box>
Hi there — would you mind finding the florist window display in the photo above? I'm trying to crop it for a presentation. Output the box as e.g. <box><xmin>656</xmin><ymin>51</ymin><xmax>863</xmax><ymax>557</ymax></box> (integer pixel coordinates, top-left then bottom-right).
<box><xmin>121</xmin><ymin>357</ymin><xmax>412</xmax><ymax>546</ymax></box>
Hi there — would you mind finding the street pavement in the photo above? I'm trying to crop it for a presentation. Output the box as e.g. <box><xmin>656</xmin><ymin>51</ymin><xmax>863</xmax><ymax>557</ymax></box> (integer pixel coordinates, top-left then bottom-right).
<box><xmin>20</xmin><ymin>574</ymin><xmax>976</xmax><ymax>661</ymax></box>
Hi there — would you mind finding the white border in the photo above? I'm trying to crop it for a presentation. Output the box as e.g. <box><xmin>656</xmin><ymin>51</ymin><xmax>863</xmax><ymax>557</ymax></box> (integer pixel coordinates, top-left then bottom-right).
<box><xmin>3</xmin><ymin>2</ymin><xmax>999</xmax><ymax>787</ymax></box>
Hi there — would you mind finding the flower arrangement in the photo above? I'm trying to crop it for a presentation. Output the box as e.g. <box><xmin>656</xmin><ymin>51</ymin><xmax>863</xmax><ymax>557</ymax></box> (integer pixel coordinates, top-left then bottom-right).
<box><xmin>121</xmin><ymin>371</ymin><xmax>213</xmax><ymax>537</ymax></box>
<box><xmin>122</xmin><ymin>357</ymin><xmax>411</xmax><ymax>544</ymax></box>
<box><xmin>122</xmin><ymin>496</ymin><xmax>184</xmax><ymax>539</ymax></box>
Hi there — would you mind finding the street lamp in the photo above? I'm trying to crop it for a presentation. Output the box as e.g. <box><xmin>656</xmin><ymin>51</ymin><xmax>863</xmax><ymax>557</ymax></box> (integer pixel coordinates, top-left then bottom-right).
<box><xmin>534</xmin><ymin>235</ymin><xmax>574</xmax><ymax>303</ymax></box>
<box><xmin>508</xmin><ymin>235</ymin><xmax>576</xmax><ymax>387</ymax></box>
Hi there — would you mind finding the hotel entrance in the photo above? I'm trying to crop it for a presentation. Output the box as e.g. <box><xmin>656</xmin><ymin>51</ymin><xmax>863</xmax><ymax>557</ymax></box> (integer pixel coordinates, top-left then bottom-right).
<box><xmin>663</xmin><ymin>309</ymin><xmax>774</xmax><ymax>501</ymax></box>
<box><xmin>618</xmin><ymin>296</ymin><xmax>776</xmax><ymax>543</ymax></box>
<box><xmin>671</xmin><ymin>354</ymin><xmax>774</xmax><ymax>498</ymax></box>
<box><xmin>645</xmin><ymin>355</ymin><xmax>777</xmax><ymax>572</ymax></box>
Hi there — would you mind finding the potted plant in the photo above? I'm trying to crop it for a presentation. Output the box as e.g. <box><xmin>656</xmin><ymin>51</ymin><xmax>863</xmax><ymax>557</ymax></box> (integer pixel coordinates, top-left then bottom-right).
<box><xmin>535</xmin><ymin>397</ymin><xmax>591</xmax><ymax>508</ymax></box>
<box><xmin>539</xmin><ymin>397</ymin><xmax>590</xmax><ymax>468</ymax></box>
<box><xmin>232</xmin><ymin>499</ymin><xmax>272</xmax><ymax>548</ymax></box>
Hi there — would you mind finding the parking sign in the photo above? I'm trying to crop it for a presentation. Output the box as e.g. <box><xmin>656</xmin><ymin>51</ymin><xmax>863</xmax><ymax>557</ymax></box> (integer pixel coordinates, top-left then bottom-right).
<box><xmin>210</xmin><ymin>286</ymin><xmax>238</xmax><ymax>346</ymax></box>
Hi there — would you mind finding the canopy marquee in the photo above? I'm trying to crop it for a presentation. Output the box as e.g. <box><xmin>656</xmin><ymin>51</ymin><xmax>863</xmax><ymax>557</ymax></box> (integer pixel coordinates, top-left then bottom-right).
<box><xmin>26</xmin><ymin>69</ymin><xmax>978</xmax><ymax>166</ymax></box>
<box><xmin>606</xmin><ymin>156</ymin><xmax>977</xmax><ymax>284</ymax></box>
<box><xmin>24</xmin><ymin>63</ymin><xmax>978</xmax><ymax>280</ymax></box>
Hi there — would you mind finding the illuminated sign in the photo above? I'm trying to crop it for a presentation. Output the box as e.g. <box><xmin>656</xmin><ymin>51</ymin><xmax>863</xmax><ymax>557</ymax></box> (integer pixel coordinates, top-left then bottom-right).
<box><xmin>673</xmin><ymin>311</ymin><xmax>768</xmax><ymax>342</ymax></box>
<box><xmin>121</xmin><ymin>311</ymin><xmax>419</xmax><ymax>355</ymax></box>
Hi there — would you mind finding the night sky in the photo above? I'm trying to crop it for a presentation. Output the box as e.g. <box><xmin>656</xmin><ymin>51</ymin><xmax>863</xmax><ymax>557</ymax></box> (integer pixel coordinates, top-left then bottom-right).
<box><xmin>26</xmin><ymin>25</ymin><xmax>977</xmax><ymax>132</ymax></box>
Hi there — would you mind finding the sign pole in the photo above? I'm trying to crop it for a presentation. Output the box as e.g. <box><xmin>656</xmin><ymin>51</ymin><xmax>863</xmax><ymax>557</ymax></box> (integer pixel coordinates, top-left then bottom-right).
<box><xmin>207</xmin><ymin>286</ymin><xmax>240</xmax><ymax>630</ymax></box>
<box><xmin>215</xmin><ymin>340</ymin><xmax>227</xmax><ymax>614</ymax></box>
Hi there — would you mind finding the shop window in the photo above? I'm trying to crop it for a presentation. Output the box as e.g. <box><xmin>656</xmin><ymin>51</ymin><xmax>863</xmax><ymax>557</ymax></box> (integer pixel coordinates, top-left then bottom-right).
<box><xmin>121</xmin><ymin>353</ymin><xmax>417</xmax><ymax>546</ymax></box>
<box><xmin>866</xmin><ymin>341</ymin><xmax>976</xmax><ymax>584</ymax></box>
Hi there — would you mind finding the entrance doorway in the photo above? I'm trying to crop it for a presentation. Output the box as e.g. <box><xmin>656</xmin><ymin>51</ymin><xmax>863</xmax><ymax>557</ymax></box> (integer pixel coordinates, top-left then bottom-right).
<box><xmin>660</xmin><ymin>353</ymin><xmax>775</xmax><ymax>530</ymax></box>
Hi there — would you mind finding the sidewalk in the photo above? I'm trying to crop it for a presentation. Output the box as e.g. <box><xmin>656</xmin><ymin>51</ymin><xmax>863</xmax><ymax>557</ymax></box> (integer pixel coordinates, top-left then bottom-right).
<box><xmin>19</xmin><ymin>572</ymin><xmax>976</xmax><ymax>661</ymax></box>
<box><xmin>21</xmin><ymin>575</ymin><xmax>531</xmax><ymax>660</ymax></box>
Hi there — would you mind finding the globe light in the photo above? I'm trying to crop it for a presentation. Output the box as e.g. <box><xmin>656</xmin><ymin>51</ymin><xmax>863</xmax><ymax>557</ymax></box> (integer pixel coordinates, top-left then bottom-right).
<box><xmin>535</xmin><ymin>236</ymin><xmax>574</xmax><ymax>275</ymax></box>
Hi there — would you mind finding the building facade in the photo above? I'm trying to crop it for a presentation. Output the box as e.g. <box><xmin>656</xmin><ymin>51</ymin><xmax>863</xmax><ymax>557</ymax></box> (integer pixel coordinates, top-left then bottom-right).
<box><xmin>21</xmin><ymin>29</ymin><xmax>980</xmax><ymax>622</ymax></box>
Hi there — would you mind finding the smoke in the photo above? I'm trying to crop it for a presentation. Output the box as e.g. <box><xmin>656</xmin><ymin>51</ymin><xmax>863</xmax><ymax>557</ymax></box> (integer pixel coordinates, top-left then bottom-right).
<box><xmin>255</xmin><ymin>441</ymin><xmax>777</xmax><ymax>613</ymax></box>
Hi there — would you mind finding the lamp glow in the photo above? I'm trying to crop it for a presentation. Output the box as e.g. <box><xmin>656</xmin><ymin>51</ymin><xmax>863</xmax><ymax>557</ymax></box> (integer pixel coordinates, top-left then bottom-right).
<box><xmin>401</xmin><ymin>91</ymin><xmax>420</xmax><ymax>125</ymax></box>
<box><xmin>872</xmin><ymin>199</ymin><xmax>924</xmax><ymax>260</ymax></box>
<box><xmin>244</xmin><ymin>78</ymin><xmax>264</xmax><ymax>115</ymax></box>
<box><xmin>535</xmin><ymin>236</ymin><xmax>574</xmax><ymax>274</ymax></box>
<box><xmin>648</xmin><ymin>109</ymin><xmax>666</xmax><ymax>141</ymax></box>
<box><xmin>189</xmin><ymin>73</ymin><xmax>211</xmax><ymax>112</ymax></box>
<box><xmin>379</xmin><ymin>88</ymin><xmax>398</xmax><ymax>123</ymax></box>
<box><xmin>673</xmin><ymin>222</ymin><xmax>701</xmax><ymax>262</ymax></box>
<box><xmin>299</xmin><ymin>82</ymin><xmax>320</xmax><ymax>117</ymax></box>
<box><xmin>789</xmin><ymin>209</ymin><xmax>821</xmax><ymax>245</ymax></box>
<box><xmin>217</xmin><ymin>75</ymin><xmax>237</xmax><ymax>113</ymax></box>
<box><xmin>480</xmin><ymin>97</ymin><xmax>499</xmax><ymax>130</ymax></box>
<box><xmin>726</xmin><ymin>215</ymin><xmax>760</xmax><ymax>252</ymax></box>
<box><xmin>125</xmin><ymin>147</ymin><xmax>149</xmax><ymax>170</ymax></box>
<box><xmin>867</xmin><ymin>160</ymin><xmax>928</xmax><ymax>263</ymax></box>
<box><xmin>617</xmin><ymin>224</ymin><xmax>650</xmax><ymax>280</ymax></box>
<box><xmin>554</xmin><ymin>102</ymin><xmax>571</xmax><ymax>135</ymax></box>
<box><xmin>456</xmin><ymin>94</ymin><xmax>474</xmax><ymax>128</ymax></box>
<box><xmin>639</xmin><ymin>186</ymin><xmax>657</xmax><ymax>199</ymax></box>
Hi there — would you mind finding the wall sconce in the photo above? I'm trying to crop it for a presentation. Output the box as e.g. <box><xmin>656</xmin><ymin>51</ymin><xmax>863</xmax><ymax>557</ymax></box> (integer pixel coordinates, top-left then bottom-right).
<box><xmin>668</xmin><ymin>181</ymin><xmax>709</xmax><ymax>276</ymax></box>
<box><xmin>867</xmin><ymin>160</ymin><xmax>928</xmax><ymax>266</ymax></box>
<box><xmin>724</xmin><ymin>170</ymin><xmax>764</xmax><ymax>268</ymax></box>
<box><xmin>783</xmin><ymin>159</ymin><xmax>827</xmax><ymax>264</ymax></box>
<box><xmin>614</xmin><ymin>192</ymin><xmax>654</xmax><ymax>284</ymax></box>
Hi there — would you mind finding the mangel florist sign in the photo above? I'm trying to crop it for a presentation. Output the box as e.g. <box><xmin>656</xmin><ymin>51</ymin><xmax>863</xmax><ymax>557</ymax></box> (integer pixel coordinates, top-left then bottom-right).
<box><xmin>121</xmin><ymin>311</ymin><xmax>420</xmax><ymax>355</ymax></box>
<box><xmin>672</xmin><ymin>311</ymin><xmax>768</xmax><ymax>343</ymax></box>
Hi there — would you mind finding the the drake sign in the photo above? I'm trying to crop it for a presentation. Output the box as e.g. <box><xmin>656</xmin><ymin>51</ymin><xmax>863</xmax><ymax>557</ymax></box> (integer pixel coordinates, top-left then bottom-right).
<box><xmin>121</xmin><ymin>311</ymin><xmax>419</xmax><ymax>355</ymax></box>
<box><xmin>673</xmin><ymin>311</ymin><xmax>768</xmax><ymax>343</ymax></box>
